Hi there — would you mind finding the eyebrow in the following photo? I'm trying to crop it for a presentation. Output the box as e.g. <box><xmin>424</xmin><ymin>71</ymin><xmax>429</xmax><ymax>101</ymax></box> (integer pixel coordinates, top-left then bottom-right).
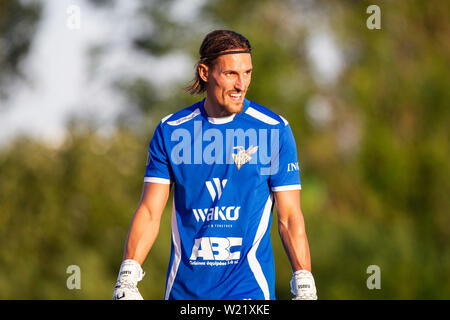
<box><xmin>223</xmin><ymin>68</ymin><xmax>253</xmax><ymax>73</ymax></box>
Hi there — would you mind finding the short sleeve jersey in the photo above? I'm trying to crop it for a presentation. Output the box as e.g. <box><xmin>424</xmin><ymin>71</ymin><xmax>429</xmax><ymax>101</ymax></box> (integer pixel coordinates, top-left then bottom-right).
<box><xmin>145</xmin><ymin>98</ymin><xmax>301</xmax><ymax>300</ymax></box>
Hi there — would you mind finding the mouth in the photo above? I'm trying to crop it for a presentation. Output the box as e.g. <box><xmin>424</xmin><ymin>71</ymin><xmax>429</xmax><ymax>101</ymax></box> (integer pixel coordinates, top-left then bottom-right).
<box><xmin>229</xmin><ymin>92</ymin><xmax>243</xmax><ymax>102</ymax></box>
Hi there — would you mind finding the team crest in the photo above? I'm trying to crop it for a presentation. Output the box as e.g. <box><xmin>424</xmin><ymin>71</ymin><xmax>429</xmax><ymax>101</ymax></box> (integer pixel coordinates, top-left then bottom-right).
<box><xmin>232</xmin><ymin>145</ymin><xmax>258</xmax><ymax>170</ymax></box>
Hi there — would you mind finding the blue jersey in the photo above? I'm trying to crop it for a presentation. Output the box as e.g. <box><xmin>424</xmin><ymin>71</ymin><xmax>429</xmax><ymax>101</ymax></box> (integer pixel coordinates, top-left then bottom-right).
<box><xmin>144</xmin><ymin>98</ymin><xmax>301</xmax><ymax>300</ymax></box>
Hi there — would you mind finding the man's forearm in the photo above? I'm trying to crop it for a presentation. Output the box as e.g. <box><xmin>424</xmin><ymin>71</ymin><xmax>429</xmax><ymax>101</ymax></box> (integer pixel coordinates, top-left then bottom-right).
<box><xmin>124</xmin><ymin>206</ymin><xmax>161</xmax><ymax>265</ymax></box>
<box><xmin>278</xmin><ymin>213</ymin><xmax>312</xmax><ymax>272</ymax></box>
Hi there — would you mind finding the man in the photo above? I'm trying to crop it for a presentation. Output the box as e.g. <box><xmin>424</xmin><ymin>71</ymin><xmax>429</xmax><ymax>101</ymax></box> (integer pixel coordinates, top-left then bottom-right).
<box><xmin>113</xmin><ymin>30</ymin><xmax>317</xmax><ymax>300</ymax></box>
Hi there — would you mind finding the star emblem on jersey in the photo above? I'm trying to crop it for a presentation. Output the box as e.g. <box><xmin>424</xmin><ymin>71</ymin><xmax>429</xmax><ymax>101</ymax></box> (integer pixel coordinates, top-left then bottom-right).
<box><xmin>232</xmin><ymin>145</ymin><xmax>258</xmax><ymax>169</ymax></box>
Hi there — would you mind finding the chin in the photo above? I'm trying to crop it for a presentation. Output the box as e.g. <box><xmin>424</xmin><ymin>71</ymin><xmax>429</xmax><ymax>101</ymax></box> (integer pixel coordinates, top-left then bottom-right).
<box><xmin>225</xmin><ymin>101</ymin><xmax>244</xmax><ymax>114</ymax></box>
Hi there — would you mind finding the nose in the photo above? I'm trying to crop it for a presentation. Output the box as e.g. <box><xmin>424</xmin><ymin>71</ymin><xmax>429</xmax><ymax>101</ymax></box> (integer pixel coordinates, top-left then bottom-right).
<box><xmin>234</xmin><ymin>74</ymin><xmax>245</xmax><ymax>91</ymax></box>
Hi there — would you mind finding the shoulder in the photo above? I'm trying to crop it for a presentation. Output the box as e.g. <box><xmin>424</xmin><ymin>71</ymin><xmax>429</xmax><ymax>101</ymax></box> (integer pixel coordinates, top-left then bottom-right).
<box><xmin>158</xmin><ymin>101</ymin><xmax>203</xmax><ymax>129</ymax></box>
<box><xmin>243</xmin><ymin>100</ymin><xmax>290</xmax><ymax>128</ymax></box>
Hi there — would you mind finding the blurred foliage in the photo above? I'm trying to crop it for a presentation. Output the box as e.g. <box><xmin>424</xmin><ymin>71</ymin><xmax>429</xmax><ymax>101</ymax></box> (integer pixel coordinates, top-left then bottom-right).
<box><xmin>0</xmin><ymin>0</ymin><xmax>41</xmax><ymax>101</ymax></box>
<box><xmin>0</xmin><ymin>0</ymin><xmax>449</xmax><ymax>299</ymax></box>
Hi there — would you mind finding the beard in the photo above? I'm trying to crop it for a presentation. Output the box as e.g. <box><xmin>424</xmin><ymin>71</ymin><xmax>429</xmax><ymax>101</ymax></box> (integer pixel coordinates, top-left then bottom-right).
<box><xmin>222</xmin><ymin>100</ymin><xmax>244</xmax><ymax>115</ymax></box>
<box><xmin>204</xmin><ymin>87</ymin><xmax>247</xmax><ymax>118</ymax></box>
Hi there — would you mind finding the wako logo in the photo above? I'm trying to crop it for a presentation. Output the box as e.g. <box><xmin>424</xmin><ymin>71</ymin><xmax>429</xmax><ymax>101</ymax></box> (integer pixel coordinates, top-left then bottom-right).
<box><xmin>190</xmin><ymin>179</ymin><xmax>243</xmax><ymax>265</ymax></box>
<box><xmin>192</xmin><ymin>178</ymin><xmax>241</xmax><ymax>222</ymax></box>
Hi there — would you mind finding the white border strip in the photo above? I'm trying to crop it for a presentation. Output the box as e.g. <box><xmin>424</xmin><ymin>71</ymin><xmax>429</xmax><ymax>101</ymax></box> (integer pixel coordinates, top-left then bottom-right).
<box><xmin>279</xmin><ymin>115</ymin><xmax>289</xmax><ymax>126</ymax></box>
<box><xmin>247</xmin><ymin>193</ymin><xmax>273</xmax><ymax>300</ymax></box>
<box><xmin>144</xmin><ymin>177</ymin><xmax>171</xmax><ymax>184</ymax></box>
<box><xmin>245</xmin><ymin>107</ymin><xmax>280</xmax><ymax>125</ymax></box>
<box><xmin>271</xmin><ymin>184</ymin><xmax>302</xmax><ymax>192</ymax></box>
<box><xmin>161</xmin><ymin>113</ymin><xmax>174</xmax><ymax>124</ymax></box>
<box><xmin>167</xmin><ymin>108</ymin><xmax>201</xmax><ymax>126</ymax></box>
<box><xmin>164</xmin><ymin>198</ymin><xmax>182</xmax><ymax>300</ymax></box>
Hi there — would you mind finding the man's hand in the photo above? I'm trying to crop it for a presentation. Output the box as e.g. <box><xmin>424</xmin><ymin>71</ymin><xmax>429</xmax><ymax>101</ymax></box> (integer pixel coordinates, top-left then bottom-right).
<box><xmin>290</xmin><ymin>270</ymin><xmax>318</xmax><ymax>300</ymax></box>
<box><xmin>113</xmin><ymin>259</ymin><xmax>145</xmax><ymax>300</ymax></box>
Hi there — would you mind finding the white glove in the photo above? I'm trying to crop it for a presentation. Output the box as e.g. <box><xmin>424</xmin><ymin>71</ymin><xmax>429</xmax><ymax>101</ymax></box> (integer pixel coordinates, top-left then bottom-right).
<box><xmin>113</xmin><ymin>259</ymin><xmax>145</xmax><ymax>300</ymax></box>
<box><xmin>290</xmin><ymin>270</ymin><xmax>318</xmax><ymax>300</ymax></box>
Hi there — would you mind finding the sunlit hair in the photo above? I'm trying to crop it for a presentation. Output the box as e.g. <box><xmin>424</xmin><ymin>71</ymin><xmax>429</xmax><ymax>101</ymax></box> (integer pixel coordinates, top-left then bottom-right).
<box><xmin>185</xmin><ymin>30</ymin><xmax>252</xmax><ymax>95</ymax></box>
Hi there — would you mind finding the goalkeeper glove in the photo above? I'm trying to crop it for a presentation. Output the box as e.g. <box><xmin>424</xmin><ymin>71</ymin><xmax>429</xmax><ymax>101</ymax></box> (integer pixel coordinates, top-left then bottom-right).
<box><xmin>290</xmin><ymin>269</ymin><xmax>318</xmax><ymax>300</ymax></box>
<box><xmin>113</xmin><ymin>259</ymin><xmax>145</xmax><ymax>300</ymax></box>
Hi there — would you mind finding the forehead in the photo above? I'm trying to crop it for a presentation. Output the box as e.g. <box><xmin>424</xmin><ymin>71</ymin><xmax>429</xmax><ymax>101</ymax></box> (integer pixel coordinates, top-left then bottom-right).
<box><xmin>213</xmin><ymin>53</ymin><xmax>252</xmax><ymax>71</ymax></box>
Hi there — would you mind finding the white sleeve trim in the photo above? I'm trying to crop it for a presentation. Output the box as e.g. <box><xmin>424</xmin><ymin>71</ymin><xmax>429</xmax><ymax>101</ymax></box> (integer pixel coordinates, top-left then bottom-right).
<box><xmin>279</xmin><ymin>115</ymin><xmax>289</xmax><ymax>126</ymax></box>
<box><xmin>271</xmin><ymin>184</ymin><xmax>301</xmax><ymax>192</ymax></box>
<box><xmin>144</xmin><ymin>177</ymin><xmax>172</xmax><ymax>184</ymax></box>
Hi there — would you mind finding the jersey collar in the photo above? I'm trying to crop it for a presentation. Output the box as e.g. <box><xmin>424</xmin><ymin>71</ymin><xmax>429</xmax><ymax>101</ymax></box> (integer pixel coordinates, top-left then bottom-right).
<box><xmin>200</xmin><ymin>98</ymin><xmax>250</xmax><ymax>124</ymax></box>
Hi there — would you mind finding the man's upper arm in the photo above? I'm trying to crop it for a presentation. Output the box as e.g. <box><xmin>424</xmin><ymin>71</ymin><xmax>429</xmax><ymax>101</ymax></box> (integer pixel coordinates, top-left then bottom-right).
<box><xmin>274</xmin><ymin>189</ymin><xmax>302</xmax><ymax>223</ymax></box>
<box><xmin>144</xmin><ymin>121</ymin><xmax>174</xmax><ymax>185</ymax></box>
<box><xmin>140</xmin><ymin>118</ymin><xmax>174</xmax><ymax>214</ymax></box>
<box><xmin>269</xmin><ymin>123</ymin><xmax>301</xmax><ymax>192</ymax></box>
<box><xmin>139</xmin><ymin>182</ymin><xmax>171</xmax><ymax>220</ymax></box>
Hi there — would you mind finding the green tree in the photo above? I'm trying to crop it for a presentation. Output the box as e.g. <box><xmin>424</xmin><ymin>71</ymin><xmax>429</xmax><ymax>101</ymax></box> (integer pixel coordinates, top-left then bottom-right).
<box><xmin>0</xmin><ymin>0</ymin><xmax>42</xmax><ymax>101</ymax></box>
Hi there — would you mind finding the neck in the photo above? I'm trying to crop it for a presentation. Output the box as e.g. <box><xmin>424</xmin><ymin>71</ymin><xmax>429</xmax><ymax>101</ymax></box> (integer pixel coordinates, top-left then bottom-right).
<box><xmin>203</xmin><ymin>96</ymin><xmax>235</xmax><ymax>118</ymax></box>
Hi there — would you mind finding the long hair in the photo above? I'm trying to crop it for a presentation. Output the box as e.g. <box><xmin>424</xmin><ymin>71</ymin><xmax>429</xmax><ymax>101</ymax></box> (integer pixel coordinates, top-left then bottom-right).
<box><xmin>185</xmin><ymin>30</ymin><xmax>252</xmax><ymax>95</ymax></box>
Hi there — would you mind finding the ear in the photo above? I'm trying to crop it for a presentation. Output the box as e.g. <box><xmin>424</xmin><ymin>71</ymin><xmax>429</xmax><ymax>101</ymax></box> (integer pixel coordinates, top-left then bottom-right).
<box><xmin>198</xmin><ymin>63</ymin><xmax>209</xmax><ymax>82</ymax></box>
